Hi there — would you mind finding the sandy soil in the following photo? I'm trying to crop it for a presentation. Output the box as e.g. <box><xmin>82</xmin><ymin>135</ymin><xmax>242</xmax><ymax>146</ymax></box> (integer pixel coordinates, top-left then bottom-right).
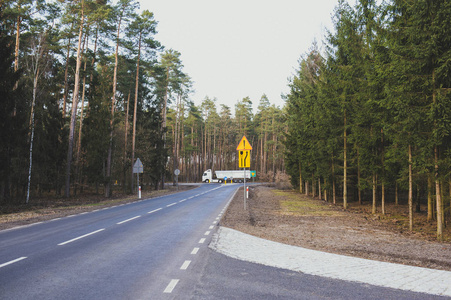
<box><xmin>221</xmin><ymin>185</ymin><xmax>451</xmax><ymax>271</ymax></box>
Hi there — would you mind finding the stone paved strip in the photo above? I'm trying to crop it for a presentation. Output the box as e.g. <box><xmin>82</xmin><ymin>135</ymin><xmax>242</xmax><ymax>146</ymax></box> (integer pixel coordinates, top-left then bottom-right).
<box><xmin>210</xmin><ymin>227</ymin><xmax>451</xmax><ymax>297</ymax></box>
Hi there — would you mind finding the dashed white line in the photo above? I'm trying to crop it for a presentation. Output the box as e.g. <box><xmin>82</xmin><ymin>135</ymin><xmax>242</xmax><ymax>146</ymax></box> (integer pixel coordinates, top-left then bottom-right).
<box><xmin>0</xmin><ymin>257</ymin><xmax>27</xmax><ymax>268</ymax></box>
<box><xmin>58</xmin><ymin>228</ymin><xmax>105</xmax><ymax>246</ymax></box>
<box><xmin>204</xmin><ymin>231</ymin><xmax>211</xmax><ymax>235</ymax></box>
<box><xmin>164</xmin><ymin>279</ymin><xmax>179</xmax><ymax>293</ymax></box>
<box><xmin>116</xmin><ymin>215</ymin><xmax>141</xmax><ymax>225</ymax></box>
<box><xmin>180</xmin><ymin>260</ymin><xmax>191</xmax><ymax>270</ymax></box>
<box><xmin>191</xmin><ymin>247</ymin><xmax>199</xmax><ymax>255</ymax></box>
<box><xmin>166</xmin><ymin>203</ymin><xmax>177</xmax><ymax>207</ymax></box>
<box><xmin>199</xmin><ymin>238</ymin><xmax>206</xmax><ymax>244</ymax></box>
<box><xmin>148</xmin><ymin>208</ymin><xmax>162</xmax><ymax>214</ymax></box>
<box><xmin>209</xmin><ymin>225</ymin><xmax>214</xmax><ymax>229</ymax></box>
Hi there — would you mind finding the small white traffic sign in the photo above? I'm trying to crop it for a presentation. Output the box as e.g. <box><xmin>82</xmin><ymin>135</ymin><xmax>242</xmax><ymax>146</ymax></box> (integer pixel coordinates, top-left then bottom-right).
<box><xmin>133</xmin><ymin>158</ymin><xmax>143</xmax><ymax>173</ymax></box>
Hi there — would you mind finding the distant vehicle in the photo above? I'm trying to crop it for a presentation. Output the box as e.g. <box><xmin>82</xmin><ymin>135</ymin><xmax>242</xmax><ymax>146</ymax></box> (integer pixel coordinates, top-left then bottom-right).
<box><xmin>202</xmin><ymin>169</ymin><xmax>250</xmax><ymax>183</ymax></box>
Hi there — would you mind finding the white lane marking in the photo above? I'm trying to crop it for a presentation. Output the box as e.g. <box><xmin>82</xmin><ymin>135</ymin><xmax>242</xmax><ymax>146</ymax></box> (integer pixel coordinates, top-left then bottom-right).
<box><xmin>215</xmin><ymin>217</ymin><xmax>219</xmax><ymax>220</ymax></box>
<box><xmin>204</xmin><ymin>231</ymin><xmax>211</xmax><ymax>236</ymax></box>
<box><xmin>58</xmin><ymin>228</ymin><xmax>105</xmax><ymax>246</ymax></box>
<box><xmin>164</xmin><ymin>279</ymin><xmax>179</xmax><ymax>293</ymax></box>
<box><xmin>180</xmin><ymin>260</ymin><xmax>191</xmax><ymax>270</ymax></box>
<box><xmin>191</xmin><ymin>247</ymin><xmax>199</xmax><ymax>255</ymax></box>
<box><xmin>213</xmin><ymin>221</ymin><xmax>217</xmax><ymax>224</ymax></box>
<box><xmin>0</xmin><ymin>257</ymin><xmax>27</xmax><ymax>268</ymax></box>
<box><xmin>199</xmin><ymin>238</ymin><xmax>206</xmax><ymax>244</ymax></box>
<box><xmin>209</xmin><ymin>225</ymin><xmax>214</xmax><ymax>229</ymax></box>
<box><xmin>166</xmin><ymin>203</ymin><xmax>177</xmax><ymax>207</ymax></box>
<box><xmin>179</xmin><ymin>199</ymin><xmax>186</xmax><ymax>203</ymax></box>
<box><xmin>116</xmin><ymin>215</ymin><xmax>141</xmax><ymax>225</ymax></box>
<box><xmin>148</xmin><ymin>208</ymin><xmax>162</xmax><ymax>214</ymax></box>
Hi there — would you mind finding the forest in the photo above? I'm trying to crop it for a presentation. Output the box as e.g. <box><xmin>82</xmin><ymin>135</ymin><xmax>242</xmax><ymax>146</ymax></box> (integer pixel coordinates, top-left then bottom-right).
<box><xmin>0</xmin><ymin>0</ymin><xmax>285</xmax><ymax>204</ymax></box>
<box><xmin>1</xmin><ymin>0</ymin><xmax>450</xmax><ymax>241</ymax></box>
<box><xmin>284</xmin><ymin>0</ymin><xmax>451</xmax><ymax>240</ymax></box>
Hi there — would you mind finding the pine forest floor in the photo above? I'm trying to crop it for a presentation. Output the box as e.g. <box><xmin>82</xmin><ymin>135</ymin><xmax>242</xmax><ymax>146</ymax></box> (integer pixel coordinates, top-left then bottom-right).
<box><xmin>222</xmin><ymin>185</ymin><xmax>451</xmax><ymax>271</ymax></box>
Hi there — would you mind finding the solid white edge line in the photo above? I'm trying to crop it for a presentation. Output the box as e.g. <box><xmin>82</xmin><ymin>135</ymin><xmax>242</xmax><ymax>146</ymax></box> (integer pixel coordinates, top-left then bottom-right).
<box><xmin>180</xmin><ymin>260</ymin><xmax>191</xmax><ymax>270</ymax></box>
<box><xmin>163</xmin><ymin>279</ymin><xmax>179</xmax><ymax>293</ymax></box>
<box><xmin>0</xmin><ymin>257</ymin><xmax>27</xmax><ymax>268</ymax></box>
<box><xmin>148</xmin><ymin>208</ymin><xmax>162</xmax><ymax>214</ymax></box>
<box><xmin>116</xmin><ymin>215</ymin><xmax>141</xmax><ymax>225</ymax></box>
<box><xmin>58</xmin><ymin>228</ymin><xmax>105</xmax><ymax>246</ymax></box>
<box><xmin>191</xmin><ymin>247</ymin><xmax>199</xmax><ymax>255</ymax></box>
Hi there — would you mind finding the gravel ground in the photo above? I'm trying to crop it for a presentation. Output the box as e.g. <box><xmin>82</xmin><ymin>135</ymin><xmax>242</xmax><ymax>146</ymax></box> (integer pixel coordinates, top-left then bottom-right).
<box><xmin>221</xmin><ymin>185</ymin><xmax>451</xmax><ymax>271</ymax></box>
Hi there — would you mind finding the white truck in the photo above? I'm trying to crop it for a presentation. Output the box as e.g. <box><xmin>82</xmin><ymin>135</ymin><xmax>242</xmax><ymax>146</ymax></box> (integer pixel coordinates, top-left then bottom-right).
<box><xmin>202</xmin><ymin>169</ymin><xmax>250</xmax><ymax>183</ymax></box>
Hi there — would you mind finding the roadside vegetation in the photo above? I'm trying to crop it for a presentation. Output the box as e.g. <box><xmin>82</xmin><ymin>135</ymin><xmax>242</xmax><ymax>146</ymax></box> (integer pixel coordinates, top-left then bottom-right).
<box><xmin>284</xmin><ymin>1</ymin><xmax>451</xmax><ymax>240</ymax></box>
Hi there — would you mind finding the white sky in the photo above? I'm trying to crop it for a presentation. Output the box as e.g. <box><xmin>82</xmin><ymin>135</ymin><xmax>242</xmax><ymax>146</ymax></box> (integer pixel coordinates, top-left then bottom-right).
<box><xmin>140</xmin><ymin>0</ymin><xmax>338</xmax><ymax>113</ymax></box>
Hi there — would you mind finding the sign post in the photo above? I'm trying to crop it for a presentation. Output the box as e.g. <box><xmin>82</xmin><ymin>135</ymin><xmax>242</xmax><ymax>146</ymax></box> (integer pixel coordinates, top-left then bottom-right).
<box><xmin>133</xmin><ymin>158</ymin><xmax>144</xmax><ymax>198</ymax></box>
<box><xmin>237</xmin><ymin>136</ymin><xmax>252</xmax><ymax>210</ymax></box>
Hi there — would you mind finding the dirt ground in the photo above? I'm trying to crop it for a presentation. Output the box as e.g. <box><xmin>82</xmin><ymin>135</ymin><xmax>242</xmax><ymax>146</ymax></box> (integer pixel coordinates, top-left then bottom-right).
<box><xmin>221</xmin><ymin>185</ymin><xmax>451</xmax><ymax>271</ymax></box>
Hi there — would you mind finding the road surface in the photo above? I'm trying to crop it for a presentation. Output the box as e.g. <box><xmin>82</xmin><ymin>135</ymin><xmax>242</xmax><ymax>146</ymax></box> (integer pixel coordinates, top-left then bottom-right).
<box><xmin>1</xmin><ymin>183</ymin><xmax>445</xmax><ymax>299</ymax></box>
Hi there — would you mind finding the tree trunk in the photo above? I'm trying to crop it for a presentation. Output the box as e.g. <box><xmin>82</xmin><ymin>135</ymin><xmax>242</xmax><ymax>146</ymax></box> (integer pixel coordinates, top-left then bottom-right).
<box><xmin>318</xmin><ymin>177</ymin><xmax>321</xmax><ymax>200</ymax></box>
<box><xmin>408</xmin><ymin>144</ymin><xmax>413</xmax><ymax>231</ymax></box>
<box><xmin>357</xmin><ymin>147</ymin><xmax>361</xmax><ymax>205</ymax></box>
<box><xmin>372</xmin><ymin>173</ymin><xmax>377</xmax><ymax>214</ymax></box>
<box><xmin>435</xmin><ymin>146</ymin><xmax>443</xmax><ymax>240</ymax></box>
<box><xmin>131</xmin><ymin>31</ymin><xmax>142</xmax><ymax>194</ymax></box>
<box><xmin>62</xmin><ymin>27</ymin><xmax>73</xmax><ymax>120</ymax></box>
<box><xmin>75</xmin><ymin>34</ymin><xmax>88</xmax><ymax>196</ymax></box>
<box><xmin>427</xmin><ymin>175</ymin><xmax>433</xmax><ymax>221</ymax></box>
<box><xmin>123</xmin><ymin>90</ymin><xmax>130</xmax><ymax>193</ymax></box>
<box><xmin>395</xmin><ymin>182</ymin><xmax>398</xmax><ymax>206</ymax></box>
<box><xmin>26</xmin><ymin>66</ymin><xmax>39</xmax><ymax>204</ymax></box>
<box><xmin>381</xmin><ymin>128</ymin><xmax>385</xmax><ymax>215</ymax></box>
<box><xmin>65</xmin><ymin>1</ymin><xmax>85</xmax><ymax>198</ymax></box>
<box><xmin>312</xmin><ymin>174</ymin><xmax>315</xmax><ymax>198</ymax></box>
<box><xmin>343</xmin><ymin>109</ymin><xmax>347</xmax><ymax>209</ymax></box>
<box><xmin>105</xmin><ymin>7</ymin><xmax>123</xmax><ymax>197</ymax></box>
<box><xmin>299</xmin><ymin>162</ymin><xmax>303</xmax><ymax>194</ymax></box>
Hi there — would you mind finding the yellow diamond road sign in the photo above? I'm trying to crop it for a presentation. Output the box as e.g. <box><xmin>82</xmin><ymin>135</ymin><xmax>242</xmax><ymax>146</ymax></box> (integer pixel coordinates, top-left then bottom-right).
<box><xmin>236</xmin><ymin>135</ymin><xmax>252</xmax><ymax>151</ymax></box>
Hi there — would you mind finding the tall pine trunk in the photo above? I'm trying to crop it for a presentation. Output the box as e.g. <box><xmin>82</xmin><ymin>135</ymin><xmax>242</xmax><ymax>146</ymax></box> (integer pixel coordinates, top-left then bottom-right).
<box><xmin>435</xmin><ymin>146</ymin><xmax>443</xmax><ymax>240</ymax></box>
<box><xmin>65</xmin><ymin>0</ymin><xmax>85</xmax><ymax>198</ymax></box>
<box><xmin>131</xmin><ymin>31</ymin><xmax>142</xmax><ymax>194</ymax></box>
<box><xmin>343</xmin><ymin>109</ymin><xmax>347</xmax><ymax>209</ymax></box>
<box><xmin>408</xmin><ymin>144</ymin><xmax>413</xmax><ymax>231</ymax></box>
<box><xmin>105</xmin><ymin>6</ymin><xmax>124</xmax><ymax>197</ymax></box>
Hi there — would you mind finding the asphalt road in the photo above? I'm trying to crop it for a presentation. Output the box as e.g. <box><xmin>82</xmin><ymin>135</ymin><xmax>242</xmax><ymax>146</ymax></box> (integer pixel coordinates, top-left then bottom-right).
<box><xmin>1</xmin><ymin>183</ymin><xmax>445</xmax><ymax>299</ymax></box>
<box><xmin>0</xmin><ymin>184</ymin><xmax>236</xmax><ymax>299</ymax></box>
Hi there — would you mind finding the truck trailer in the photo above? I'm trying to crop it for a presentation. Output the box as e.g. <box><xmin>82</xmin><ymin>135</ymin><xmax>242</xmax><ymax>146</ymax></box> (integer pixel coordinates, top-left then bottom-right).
<box><xmin>202</xmin><ymin>169</ymin><xmax>250</xmax><ymax>183</ymax></box>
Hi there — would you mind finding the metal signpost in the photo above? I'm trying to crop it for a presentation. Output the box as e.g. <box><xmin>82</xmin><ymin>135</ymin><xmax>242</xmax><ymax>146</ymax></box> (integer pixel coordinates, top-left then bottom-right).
<box><xmin>133</xmin><ymin>158</ymin><xmax>143</xmax><ymax>198</ymax></box>
<box><xmin>237</xmin><ymin>136</ymin><xmax>252</xmax><ymax>210</ymax></box>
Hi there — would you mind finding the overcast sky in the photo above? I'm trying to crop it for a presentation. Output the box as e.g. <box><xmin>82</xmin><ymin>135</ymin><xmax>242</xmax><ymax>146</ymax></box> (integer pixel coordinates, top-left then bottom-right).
<box><xmin>140</xmin><ymin>0</ymin><xmax>338</xmax><ymax>113</ymax></box>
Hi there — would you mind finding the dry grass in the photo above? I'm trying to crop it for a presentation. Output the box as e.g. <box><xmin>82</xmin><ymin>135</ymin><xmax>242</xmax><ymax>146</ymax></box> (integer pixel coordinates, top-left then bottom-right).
<box><xmin>273</xmin><ymin>189</ymin><xmax>346</xmax><ymax>217</ymax></box>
